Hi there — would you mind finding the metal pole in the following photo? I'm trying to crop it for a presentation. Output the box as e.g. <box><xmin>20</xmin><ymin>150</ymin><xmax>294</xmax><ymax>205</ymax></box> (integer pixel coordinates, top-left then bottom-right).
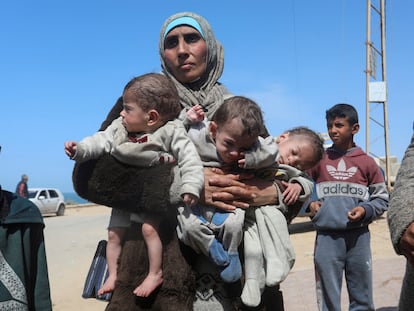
<box><xmin>365</xmin><ymin>0</ymin><xmax>371</xmax><ymax>154</ymax></box>
<box><xmin>380</xmin><ymin>0</ymin><xmax>392</xmax><ymax>191</ymax></box>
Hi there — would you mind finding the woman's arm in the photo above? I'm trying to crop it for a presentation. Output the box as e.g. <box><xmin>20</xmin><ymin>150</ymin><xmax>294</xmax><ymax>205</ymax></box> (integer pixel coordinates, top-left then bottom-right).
<box><xmin>201</xmin><ymin>167</ymin><xmax>279</xmax><ymax>212</ymax></box>
<box><xmin>388</xmin><ymin>132</ymin><xmax>414</xmax><ymax>261</ymax></box>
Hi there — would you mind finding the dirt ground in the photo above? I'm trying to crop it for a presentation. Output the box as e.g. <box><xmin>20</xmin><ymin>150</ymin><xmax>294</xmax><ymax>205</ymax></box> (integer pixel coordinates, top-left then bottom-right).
<box><xmin>46</xmin><ymin>204</ymin><xmax>400</xmax><ymax>311</ymax></box>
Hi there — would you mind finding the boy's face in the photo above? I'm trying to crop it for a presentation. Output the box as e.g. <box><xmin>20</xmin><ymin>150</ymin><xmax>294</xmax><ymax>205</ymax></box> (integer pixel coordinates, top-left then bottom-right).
<box><xmin>327</xmin><ymin>116</ymin><xmax>359</xmax><ymax>151</ymax></box>
<box><xmin>210</xmin><ymin>118</ymin><xmax>257</xmax><ymax>164</ymax></box>
<box><xmin>277</xmin><ymin>134</ymin><xmax>316</xmax><ymax>171</ymax></box>
<box><xmin>120</xmin><ymin>89</ymin><xmax>150</xmax><ymax>133</ymax></box>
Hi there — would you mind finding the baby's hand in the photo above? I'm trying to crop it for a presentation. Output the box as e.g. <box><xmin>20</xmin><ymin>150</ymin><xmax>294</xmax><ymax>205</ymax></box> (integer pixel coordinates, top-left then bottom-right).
<box><xmin>348</xmin><ymin>206</ymin><xmax>365</xmax><ymax>222</ymax></box>
<box><xmin>186</xmin><ymin>105</ymin><xmax>205</xmax><ymax>123</ymax></box>
<box><xmin>281</xmin><ymin>181</ymin><xmax>302</xmax><ymax>205</ymax></box>
<box><xmin>64</xmin><ymin>141</ymin><xmax>77</xmax><ymax>158</ymax></box>
<box><xmin>183</xmin><ymin>193</ymin><xmax>198</xmax><ymax>207</ymax></box>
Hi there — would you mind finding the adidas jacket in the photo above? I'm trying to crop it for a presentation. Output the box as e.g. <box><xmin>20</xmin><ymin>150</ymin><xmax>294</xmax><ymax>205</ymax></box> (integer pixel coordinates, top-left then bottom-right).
<box><xmin>306</xmin><ymin>145</ymin><xmax>388</xmax><ymax>231</ymax></box>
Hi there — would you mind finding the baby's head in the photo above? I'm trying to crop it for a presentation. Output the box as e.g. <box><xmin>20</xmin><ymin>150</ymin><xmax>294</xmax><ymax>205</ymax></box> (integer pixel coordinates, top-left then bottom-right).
<box><xmin>210</xmin><ymin>96</ymin><xmax>265</xmax><ymax>164</ymax></box>
<box><xmin>276</xmin><ymin>127</ymin><xmax>324</xmax><ymax>171</ymax></box>
<box><xmin>121</xmin><ymin>73</ymin><xmax>181</xmax><ymax>132</ymax></box>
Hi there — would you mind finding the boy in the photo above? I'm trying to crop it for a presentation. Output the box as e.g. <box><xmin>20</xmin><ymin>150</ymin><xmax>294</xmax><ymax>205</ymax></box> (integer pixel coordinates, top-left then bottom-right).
<box><xmin>306</xmin><ymin>103</ymin><xmax>388</xmax><ymax>311</ymax></box>
<box><xmin>180</xmin><ymin>97</ymin><xmax>324</xmax><ymax>307</ymax></box>
<box><xmin>64</xmin><ymin>73</ymin><xmax>204</xmax><ymax>298</ymax></box>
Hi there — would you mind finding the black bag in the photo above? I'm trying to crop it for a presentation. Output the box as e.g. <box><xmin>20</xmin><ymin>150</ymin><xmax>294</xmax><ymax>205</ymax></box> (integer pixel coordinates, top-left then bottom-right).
<box><xmin>82</xmin><ymin>240</ymin><xmax>112</xmax><ymax>301</ymax></box>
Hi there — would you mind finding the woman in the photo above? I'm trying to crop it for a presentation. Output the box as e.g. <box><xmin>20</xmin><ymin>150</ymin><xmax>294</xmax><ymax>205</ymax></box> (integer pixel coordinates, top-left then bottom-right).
<box><xmin>388</xmin><ymin>128</ymin><xmax>414</xmax><ymax>311</ymax></box>
<box><xmin>99</xmin><ymin>12</ymin><xmax>276</xmax><ymax>211</ymax></box>
<box><xmin>74</xmin><ymin>12</ymin><xmax>283</xmax><ymax>310</ymax></box>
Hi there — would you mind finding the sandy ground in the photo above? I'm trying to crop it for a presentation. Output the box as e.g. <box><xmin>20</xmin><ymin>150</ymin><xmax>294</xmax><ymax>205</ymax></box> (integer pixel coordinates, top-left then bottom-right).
<box><xmin>44</xmin><ymin>204</ymin><xmax>111</xmax><ymax>311</ymax></box>
<box><xmin>288</xmin><ymin>213</ymin><xmax>397</xmax><ymax>271</ymax></box>
<box><xmin>44</xmin><ymin>204</ymin><xmax>402</xmax><ymax>311</ymax></box>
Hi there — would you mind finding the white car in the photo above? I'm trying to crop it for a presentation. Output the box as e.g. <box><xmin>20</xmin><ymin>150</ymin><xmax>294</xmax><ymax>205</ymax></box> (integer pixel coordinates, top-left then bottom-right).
<box><xmin>28</xmin><ymin>188</ymin><xmax>66</xmax><ymax>216</ymax></box>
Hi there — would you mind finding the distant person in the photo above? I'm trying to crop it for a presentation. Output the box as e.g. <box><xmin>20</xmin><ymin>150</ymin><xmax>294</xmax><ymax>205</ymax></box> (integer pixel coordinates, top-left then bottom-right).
<box><xmin>0</xmin><ymin>147</ymin><xmax>52</xmax><ymax>310</ymax></box>
<box><xmin>64</xmin><ymin>73</ymin><xmax>204</xmax><ymax>298</ymax></box>
<box><xmin>181</xmin><ymin>96</ymin><xmax>324</xmax><ymax>307</ymax></box>
<box><xmin>387</xmin><ymin>124</ymin><xmax>414</xmax><ymax>311</ymax></box>
<box><xmin>15</xmin><ymin>174</ymin><xmax>29</xmax><ymax>198</ymax></box>
<box><xmin>306</xmin><ymin>103</ymin><xmax>388</xmax><ymax>310</ymax></box>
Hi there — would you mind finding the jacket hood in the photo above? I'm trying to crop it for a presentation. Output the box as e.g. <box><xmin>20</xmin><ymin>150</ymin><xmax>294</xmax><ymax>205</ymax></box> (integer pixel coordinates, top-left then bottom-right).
<box><xmin>327</xmin><ymin>145</ymin><xmax>365</xmax><ymax>158</ymax></box>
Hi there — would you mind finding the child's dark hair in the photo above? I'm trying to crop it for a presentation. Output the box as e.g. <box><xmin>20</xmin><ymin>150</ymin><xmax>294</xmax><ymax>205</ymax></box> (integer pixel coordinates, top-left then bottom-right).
<box><xmin>212</xmin><ymin>96</ymin><xmax>266</xmax><ymax>138</ymax></box>
<box><xmin>325</xmin><ymin>103</ymin><xmax>359</xmax><ymax>125</ymax></box>
<box><xmin>288</xmin><ymin>126</ymin><xmax>325</xmax><ymax>165</ymax></box>
<box><xmin>123</xmin><ymin>73</ymin><xmax>181</xmax><ymax>122</ymax></box>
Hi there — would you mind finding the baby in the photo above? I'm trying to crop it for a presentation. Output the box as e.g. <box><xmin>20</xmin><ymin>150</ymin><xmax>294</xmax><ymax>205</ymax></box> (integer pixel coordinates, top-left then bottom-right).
<box><xmin>65</xmin><ymin>73</ymin><xmax>203</xmax><ymax>298</ymax></box>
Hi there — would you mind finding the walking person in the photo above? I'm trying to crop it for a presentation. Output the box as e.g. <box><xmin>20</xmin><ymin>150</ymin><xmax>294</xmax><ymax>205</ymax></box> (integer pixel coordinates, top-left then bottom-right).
<box><xmin>15</xmin><ymin>174</ymin><xmax>29</xmax><ymax>198</ymax></box>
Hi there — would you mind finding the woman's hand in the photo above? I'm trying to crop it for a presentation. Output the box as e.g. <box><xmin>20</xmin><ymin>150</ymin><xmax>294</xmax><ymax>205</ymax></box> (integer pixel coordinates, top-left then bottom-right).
<box><xmin>201</xmin><ymin>167</ymin><xmax>278</xmax><ymax>212</ymax></box>
<box><xmin>399</xmin><ymin>222</ymin><xmax>414</xmax><ymax>266</ymax></box>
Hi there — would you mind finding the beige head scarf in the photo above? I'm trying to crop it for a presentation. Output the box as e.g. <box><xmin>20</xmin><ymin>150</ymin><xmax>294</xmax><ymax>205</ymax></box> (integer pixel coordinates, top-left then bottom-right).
<box><xmin>159</xmin><ymin>12</ymin><xmax>231</xmax><ymax>119</ymax></box>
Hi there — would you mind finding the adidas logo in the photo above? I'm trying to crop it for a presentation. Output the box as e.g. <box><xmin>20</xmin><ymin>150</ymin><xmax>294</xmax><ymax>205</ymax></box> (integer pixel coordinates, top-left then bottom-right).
<box><xmin>326</xmin><ymin>159</ymin><xmax>357</xmax><ymax>180</ymax></box>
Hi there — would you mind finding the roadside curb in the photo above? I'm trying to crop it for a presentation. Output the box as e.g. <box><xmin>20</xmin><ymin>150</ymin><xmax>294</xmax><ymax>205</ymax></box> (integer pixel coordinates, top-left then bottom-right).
<box><xmin>66</xmin><ymin>203</ymin><xmax>98</xmax><ymax>209</ymax></box>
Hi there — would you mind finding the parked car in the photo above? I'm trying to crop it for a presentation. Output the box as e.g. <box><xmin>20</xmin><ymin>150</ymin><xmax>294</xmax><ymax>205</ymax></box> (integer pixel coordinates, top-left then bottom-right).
<box><xmin>28</xmin><ymin>188</ymin><xmax>66</xmax><ymax>216</ymax></box>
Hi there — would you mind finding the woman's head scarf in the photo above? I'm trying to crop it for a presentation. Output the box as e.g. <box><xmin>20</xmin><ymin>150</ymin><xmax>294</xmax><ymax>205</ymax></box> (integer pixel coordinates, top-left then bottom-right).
<box><xmin>159</xmin><ymin>12</ymin><xmax>231</xmax><ymax>119</ymax></box>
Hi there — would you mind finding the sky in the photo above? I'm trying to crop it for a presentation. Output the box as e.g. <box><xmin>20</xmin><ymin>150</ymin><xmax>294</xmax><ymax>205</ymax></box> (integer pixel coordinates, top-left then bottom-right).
<box><xmin>1</xmin><ymin>1</ymin><xmax>413</xmax><ymax>193</ymax></box>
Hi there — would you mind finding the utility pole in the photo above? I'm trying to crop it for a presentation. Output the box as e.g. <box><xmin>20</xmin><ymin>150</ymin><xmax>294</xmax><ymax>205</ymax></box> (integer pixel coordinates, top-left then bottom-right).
<box><xmin>365</xmin><ymin>0</ymin><xmax>392</xmax><ymax>191</ymax></box>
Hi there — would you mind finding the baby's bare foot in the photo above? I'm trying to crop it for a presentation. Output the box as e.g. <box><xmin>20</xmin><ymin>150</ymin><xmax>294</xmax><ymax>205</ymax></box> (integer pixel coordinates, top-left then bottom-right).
<box><xmin>133</xmin><ymin>272</ymin><xmax>163</xmax><ymax>297</ymax></box>
<box><xmin>98</xmin><ymin>275</ymin><xmax>116</xmax><ymax>296</ymax></box>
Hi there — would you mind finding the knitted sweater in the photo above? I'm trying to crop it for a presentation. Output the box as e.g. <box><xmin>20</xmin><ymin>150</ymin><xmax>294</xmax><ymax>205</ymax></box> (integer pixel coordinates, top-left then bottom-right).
<box><xmin>388</xmin><ymin>133</ymin><xmax>414</xmax><ymax>253</ymax></box>
<box><xmin>387</xmin><ymin>132</ymin><xmax>414</xmax><ymax>311</ymax></box>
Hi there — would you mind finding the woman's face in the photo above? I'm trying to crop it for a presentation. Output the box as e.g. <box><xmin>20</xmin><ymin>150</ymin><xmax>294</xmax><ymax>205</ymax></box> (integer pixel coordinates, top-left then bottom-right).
<box><xmin>163</xmin><ymin>25</ymin><xmax>207</xmax><ymax>83</ymax></box>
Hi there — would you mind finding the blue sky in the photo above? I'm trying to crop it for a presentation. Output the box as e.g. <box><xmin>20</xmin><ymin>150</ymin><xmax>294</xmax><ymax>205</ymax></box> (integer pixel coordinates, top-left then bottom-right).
<box><xmin>1</xmin><ymin>1</ymin><xmax>413</xmax><ymax>193</ymax></box>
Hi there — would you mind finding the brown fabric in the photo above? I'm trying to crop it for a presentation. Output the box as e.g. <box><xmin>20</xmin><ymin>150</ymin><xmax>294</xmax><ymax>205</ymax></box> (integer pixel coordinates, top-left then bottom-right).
<box><xmin>72</xmin><ymin>93</ymin><xmax>174</xmax><ymax>214</ymax></box>
<box><xmin>105</xmin><ymin>222</ymin><xmax>196</xmax><ymax>311</ymax></box>
<box><xmin>72</xmin><ymin>155</ymin><xmax>174</xmax><ymax>213</ymax></box>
